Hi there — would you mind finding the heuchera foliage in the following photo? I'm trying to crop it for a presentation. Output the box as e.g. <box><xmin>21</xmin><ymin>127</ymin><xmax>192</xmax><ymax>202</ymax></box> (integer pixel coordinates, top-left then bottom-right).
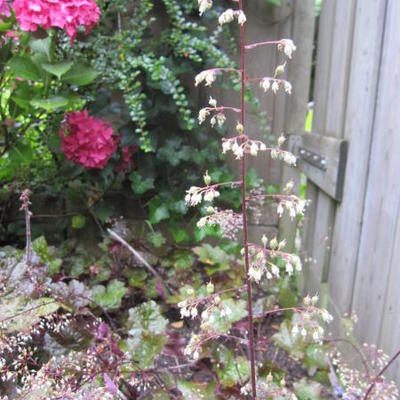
<box><xmin>12</xmin><ymin>0</ymin><xmax>100</xmax><ymax>42</ymax></box>
<box><xmin>59</xmin><ymin>110</ymin><xmax>119</xmax><ymax>169</ymax></box>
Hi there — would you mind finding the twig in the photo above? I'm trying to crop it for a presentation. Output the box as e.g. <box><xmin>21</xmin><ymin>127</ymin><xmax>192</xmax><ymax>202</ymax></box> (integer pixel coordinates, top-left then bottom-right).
<box><xmin>363</xmin><ymin>348</ymin><xmax>400</xmax><ymax>399</ymax></box>
<box><xmin>107</xmin><ymin>228</ymin><xmax>170</xmax><ymax>296</ymax></box>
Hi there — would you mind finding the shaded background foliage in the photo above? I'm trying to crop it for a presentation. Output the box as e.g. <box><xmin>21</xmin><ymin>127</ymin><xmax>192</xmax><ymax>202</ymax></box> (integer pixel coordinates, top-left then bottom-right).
<box><xmin>0</xmin><ymin>0</ymin><xmax>240</xmax><ymax>245</ymax></box>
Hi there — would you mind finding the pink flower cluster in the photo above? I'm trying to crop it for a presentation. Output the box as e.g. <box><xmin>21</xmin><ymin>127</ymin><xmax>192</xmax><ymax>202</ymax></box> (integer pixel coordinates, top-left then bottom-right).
<box><xmin>12</xmin><ymin>0</ymin><xmax>100</xmax><ymax>43</ymax></box>
<box><xmin>60</xmin><ymin>110</ymin><xmax>119</xmax><ymax>169</ymax></box>
<box><xmin>0</xmin><ymin>0</ymin><xmax>10</xmax><ymax>18</ymax></box>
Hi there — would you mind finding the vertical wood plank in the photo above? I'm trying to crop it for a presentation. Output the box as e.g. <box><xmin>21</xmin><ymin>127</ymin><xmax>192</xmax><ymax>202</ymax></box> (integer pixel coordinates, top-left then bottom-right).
<box><xmin>306</xmin><ymin>1</ymin><xmax>356</xmax><ymax>293</ymax></box>
<box><xmin>328</xmin><ymin>0</ymin><xmax>387</xmax><ymax>318</ymax></box>
<box><xmin>279</xmin><ymin>0</ymin><xmax>315</xmax><ymax>251</ymax></box>
<box><xmin>351</xmin><ymin>0</ymin><xmax>400</xmax><ymax>346</ymax></box>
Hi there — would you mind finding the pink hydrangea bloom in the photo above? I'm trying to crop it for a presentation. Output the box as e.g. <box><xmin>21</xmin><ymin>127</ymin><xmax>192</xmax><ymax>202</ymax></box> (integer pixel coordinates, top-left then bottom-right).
<box><xmin>12</xmin><ymin>0</ymin><xmax>100</xmax><ymax>43</ymax></box>
<box><xmin>0</xmin><ymin>0</ymin><xmax>10</xmax><ymax>18</ymax></box>
<box><xmin>60</xmin><ymin>110</ymin><xmax>119</xmax><ymax>169</ymax></box>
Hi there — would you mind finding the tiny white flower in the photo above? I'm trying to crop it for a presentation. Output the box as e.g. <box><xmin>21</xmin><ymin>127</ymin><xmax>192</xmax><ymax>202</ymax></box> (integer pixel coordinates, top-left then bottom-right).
<box><xmin>198</xmin><ymin>0</ymin><xmax>212</xmax><ymax>16</ymax></box>
<box><xmin>197</xmin><ymin>217</ymin><xmax>207</xmax><ymax>228</ymax></box>
<box><xmin>301</xmin><ymin>328</ymin><xmax>307</xmax><ymax>338</ymax></box>
<box><xmin>284</xmin><ymin>80</ymin><xmax>292</xmax><ymax>94</ymax></box>
<box><xmin>260</xmin><ymin>142</ymin><xmax>267</xmax><ymax>151</ymax></box>
<box><xmin>203</xmin><ymin>190</ymin><xmax>215</xmax><ymax>202</ymax></box>
<box><xmin>271</xmin><ymin>264</ymin><xmax>280</xmax><ymax>277</ymax></box>
<box><xmin>198</xmin><ymin>108</ymin><xmax>210</xmax><ymax>124</ymax></box>
<box><xmin>266</xmin><ymin>271</ymin><xmax>272</xmax><ymax>280</ymax></box>
<box><xmin>303</xmin><ymin>295</ymin><xmax>311</xmax><ymax>306</ymax></box>
<box><xmin>222</xmin><ymin>139</ymin><xmax>231</xmax><ymax>153</ymax></box>
<box><xmin>218</xmin><ymin>8</ymin><xmax>234</xmax><ymax>25</ymax></box>
<box><xmin>210</xmin><ymin>116</ymin><xmax>216</xmax><ymax>127</ymax></box>
<box><xmin>250</xmin><ymin>142</ymin><xmax>258</xmax><ymax>156</ymax></box>
<box><xmin>191</xmin><ymin>307</ymin><xmax>198</xmax><ymax>318</ymax></box>
<box><xmin>283</xmin><ymin>39</ymin><xmax>296</xmax><ymax>58</ymax></box>
<box><xmin>292</xmin><ymin>325</ymin><xmax>299</xmax><ymax>337</ymax></box>
<box><xmin>191</xmin><ymin>192</ymin><xmax>202</xmax><ymax>206</ymax></box>
<box><xmin>237</xmin><ymin>10</ymin><xmax>247</xmax><ymax>25</ymax></box>
<box><xmin>234</xmin><ymin>145</ymin><xmax>244</xmax><ymax>159</ymax></box>
<box><xmin>185</xmin><ymin>194</ymin><xmax>191</xmax><ymax>203</ymax></box>
<box><xmin>205</xmin><ymin>70</ymin><xmax>216</xmax><ymax>86</ymax></box>
<box><xmin>286</xmin><ymin>262</ymin><xmax>294</xmax><ymax>276</ymax></box>
<box><xmin>209</xmin><ymin>96</ymin><xmax>217</xmax><ymax>108</ymax></box>
<box><xmin>277</xmin><ymin>202</ymin><xmax>284</xmax><ymax>217</ymax></box>
<box><xmin>278</xmin><ymin>134</ymin><xmax>286</xmax><ymax>147</ymax></box>
<box><xmin>216</xmin><ymin>113</ymin><xmax>226</xmax><ymax>127</ymax></box>
<box><xmin>271</xmin><ymin>80</ymin><xmax>280</xmax><ymax>94</ymax></box>
<box><xmin>193</xmin><ymin>350</ymin><xmax>199</xmax><ymax>360</ymax></box>
<box><xmin>260</xmin><ymin>78</ymin><xmax>270</xmax><ymax>92</ymax></box>
<box><xmin>261</xmin><ymin>234</ymin><xmax>268</xmax><ymax>247</ymax></box>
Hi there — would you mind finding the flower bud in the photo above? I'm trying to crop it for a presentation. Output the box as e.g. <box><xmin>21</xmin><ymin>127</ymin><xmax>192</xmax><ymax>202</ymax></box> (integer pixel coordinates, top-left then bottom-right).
<box><xmin>206</xmin><ymin>281</ymin><xmax>214</xmax><ymax>294</ymax></box>
<box><xmin>236</xmin><ymin>122</ymin><xmax>244</xmax><ymax>134</ymax></box>
<box><xmin>203</xmin><ymin>171</ymin><xmax>211</xmax><ymax>186</ymax></box>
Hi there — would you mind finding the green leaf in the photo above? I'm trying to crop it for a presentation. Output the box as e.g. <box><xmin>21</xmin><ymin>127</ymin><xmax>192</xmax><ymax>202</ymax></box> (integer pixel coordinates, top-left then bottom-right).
<box><xmin>71</xmin><ymin>215</ymin><xmax>86</xmax><ymax>229</ymax></box>
<box><xmin>266</xmin><ymin>0</ymin><xmax>282</xmax><ymax>6</ymax></box>
<box><xmin>172</xmin><ymin>250</ymin><xmax>195</xmax><ymax>270</ymax></box>
<box><xmin>129</xmin><ymin>171</ymin><xmax>155</xmax><ymax>194</ymax></box>
<box><xmin>147</xmin><ymin>231</ymin><xmax>167</xmax><ymax>248</ymax></box>
<box><xmin>30</xmin><ymin>37</ymin><xmax>52</xmax><ymax>59</ymax></box>
<box><xmin>126</xmin><ymin>301</ymin><xmax>168</xmax><ymax>368</ymax></box>
<box><xmin>42</xmin><ymin>61</ymin><xmax>74</xmax><ymax>79</ymax></box>
<box><xmin>8</xmin><ymin>56</ymin><xmax>41</xmax><ymax>81</ymax></box>
<box><xmin>30</xmin><ymin>96</ymin><xmax>69</xmax><ymax>111</ymax></box>
<box><xmin>293</xmin><ymin>378</ymin><xmax>322</xmax><ymax>400</ymax></box>
<box><xmin>177</xmin><ymin>381</ymin><xmax>216</xmax><ymax>400</ymax></box>
<box><xmin>128</xmin><ymin>269</ymin><xmax>148</xmax><ymax>288</ymax></box>
<box><xmin>204</xmin><ymin>299</ymin><xmax>247</xmax><ymax>333</ymax></box>
<box><xmin>0</xmin><ymin>296</ymin><xmax>60</xmax><ymax>333</ymax></box>
<box><xmin>192</xmin><ymin>244</ymin><xmax>231</xmax><ymax>275</ymax></box>
<box><xmin>9</xmin><ymin>56</ymin><xmax>42</xmax><ymax>81</ymax></box>
<box><xmin>61</xmin><ymin>63</ymin><xmax>99</xmax><ymax>86</ymax></box>
<box><xmin>170</xmin><ymin>226</ymin><xmax>190</xmax><ymax>244</ymax></box>
<box><xmin>92</xmin><ymin>280</ymin><xmax>128</xmax><ymax>310</ymax></box>
<box><xmin>92</xmin><ymin>204</ymin><xmax>114</xmax><ymax>224</ymax></box>
<box><xmin>215</xmin><ymin>348</ymin><xmax>250</xmax><ymax>387</ymax></box>
<box><xmin>149</xmin><ymin>197</ymin><xmax>170</xmax><ymax>224</ymax></box>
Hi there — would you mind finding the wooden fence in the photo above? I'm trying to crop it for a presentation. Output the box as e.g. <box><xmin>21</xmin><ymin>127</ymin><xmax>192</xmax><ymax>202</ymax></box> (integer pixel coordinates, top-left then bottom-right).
<box><xmin>285</xmin><ymin>0</ymin><xmax>400</xmax><ymax>383</ymax></box>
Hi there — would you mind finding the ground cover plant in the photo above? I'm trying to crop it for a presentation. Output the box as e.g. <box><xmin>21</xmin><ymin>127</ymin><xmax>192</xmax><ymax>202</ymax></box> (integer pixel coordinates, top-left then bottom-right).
<box><xmin>0</xmin><ymin>0</ymin><xmax>399</xmax><ymax>399</ymax></box>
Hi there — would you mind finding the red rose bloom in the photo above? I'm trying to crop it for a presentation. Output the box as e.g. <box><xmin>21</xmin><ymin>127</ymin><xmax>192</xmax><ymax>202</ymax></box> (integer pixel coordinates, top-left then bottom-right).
<box><xmin>60</xmin><ymin>110</ymin><xmax>119</xmax><ymax>169</ymax></box>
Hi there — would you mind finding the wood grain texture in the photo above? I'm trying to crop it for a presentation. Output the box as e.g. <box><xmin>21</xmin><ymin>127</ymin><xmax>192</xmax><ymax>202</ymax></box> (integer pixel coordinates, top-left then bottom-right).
<box><xmin>351</xmin><ymin>0</ymin><xmax>400</xmax><ymax>347</ymax></box>
<box><xmin>328</xmin><ymin>0</ymin><xmax>387</xmax><ymax>318</ymax></box>
<box><xmin>279</xmin><ymin>0</ymin><xmax>315</xmax><ymax>252</ymax></box>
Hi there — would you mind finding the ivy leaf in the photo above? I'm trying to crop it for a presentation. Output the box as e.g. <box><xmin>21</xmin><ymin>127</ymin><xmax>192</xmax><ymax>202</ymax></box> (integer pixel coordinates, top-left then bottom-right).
<box><xmin>149</xmin><ymin>197</ymin><xmax>170</xmax><ymax>224</ymax></box>
<box><xmin>30</xmin><ymin>96</ymin><xmax>69</xmax><ymax>111</ymax></box>
<box><xmin>129</xmin><ymin>171</ymin><xmax>155</xmax><ymax>194</ymax></box>
<box><xmin>9</xmin><ymin>56</ymin><xmax>42</xmax><ymax>81</ymax></box>
<box><xmin>92</xmin><ymin>280</ymin><xmax>128</xmax><ymax>310</ymax></box>
<box><xmin>42</xmin><ymin>61</ymin><xmax>74</xmax><ymax>79</ymax></box>
<box><xmin>62</xmin><ymin>63</ymin><xmax>99</xmax><ymax>86</ymax></box>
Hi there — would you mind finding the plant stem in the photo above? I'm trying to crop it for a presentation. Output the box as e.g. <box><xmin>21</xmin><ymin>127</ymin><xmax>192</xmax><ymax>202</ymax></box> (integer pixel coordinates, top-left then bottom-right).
<box><xmin>239</xmin><ymin>0</ymin><xmax>257</xmax><ymax>398</ymax></box>
<box><xmin>363</xmin><ymin>348</ymin><xmax>400</xmax><ymax>399</ymax></box>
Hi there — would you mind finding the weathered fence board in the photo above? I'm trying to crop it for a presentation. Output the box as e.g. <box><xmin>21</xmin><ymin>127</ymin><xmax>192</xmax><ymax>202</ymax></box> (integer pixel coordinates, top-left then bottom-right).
<box><xmin>351</xmin><ymin>0</ymin><xmax>400</xmax><ymax>354</ymax></box>
<box><xmin>298</xmin><ymin>0</ymin><xmax>400</xmax><ymax>385</ymax></box>
<box><xmin>328</xmin><ymin>0</ymin><xmax>387</xmax><ymax>321</ymax></box>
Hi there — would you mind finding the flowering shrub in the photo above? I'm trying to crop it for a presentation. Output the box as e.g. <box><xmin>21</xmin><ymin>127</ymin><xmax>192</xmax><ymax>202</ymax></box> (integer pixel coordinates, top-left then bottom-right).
<box><xmin>0</xmin><ymin>0</ymin><xmax>10</xmax><ymax>18</ymax></box>
<box><xmin>59</xmin><ymin>110</ymin><xmax>119</xmax><ymax>169</ymax></box>
<box><xmin>12</xmin><ymin>0</ymin><xmax>100</xmax><ymax>43</ymax></box>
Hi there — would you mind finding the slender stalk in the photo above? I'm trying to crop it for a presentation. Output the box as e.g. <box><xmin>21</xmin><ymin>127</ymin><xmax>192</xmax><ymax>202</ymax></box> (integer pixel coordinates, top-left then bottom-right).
<box><xmin>238</xmin><ymin>0</ymin><xmax>257</xmax><ymax>398</ymax></box>
<box><xmin>363</xmin><ymin>348</ymin><xmax>400</xmax><ymax>399</ymax></box>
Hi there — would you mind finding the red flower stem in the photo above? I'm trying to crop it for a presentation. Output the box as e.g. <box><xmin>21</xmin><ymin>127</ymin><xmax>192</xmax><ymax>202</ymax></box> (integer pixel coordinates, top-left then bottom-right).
<box><xmin>239</xmin><ymin>1</ymin><xmax>257</xmax><ymax>398</ymax></box>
